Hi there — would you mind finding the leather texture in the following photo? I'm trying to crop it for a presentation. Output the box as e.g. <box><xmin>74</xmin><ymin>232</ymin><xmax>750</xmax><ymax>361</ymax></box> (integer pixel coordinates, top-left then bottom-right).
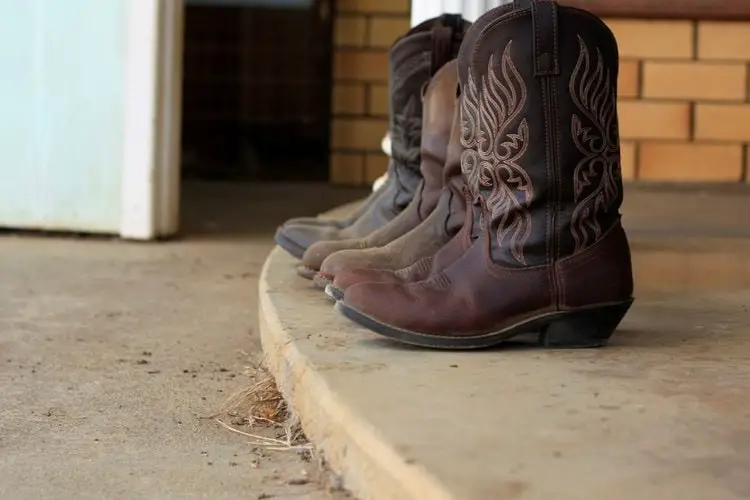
<box><xmin>320</xmin><ymin>8</ymin><xmax>505</xmax><ymax>286</ymax></box>
<box><xmin>305</xmin><ymin>61</ymin><xmax>463</xmax><ymax>273</ymax></box>
<box><xmin>279</xmin><ymin>183</ymin><xmax>386</xmax><ymax>230</ymax></box>
<box><xmin>318</xmin><ymin>97</ymin><xmax>467</xmax><ymax>280</ymax></box>
<box><xmin>275</xmin><ymin>15</ymin><xmax>471</xmax><ymax>258</ymax></box>
<box><xmin>331</xmin><ymin>189</ymin><xmax>477</xmax><ymax>290</ymax></box>
<box><xmin>341</xmin><ymin>0</ymin><xmax>635</xmax><ymax>339</ymax></box>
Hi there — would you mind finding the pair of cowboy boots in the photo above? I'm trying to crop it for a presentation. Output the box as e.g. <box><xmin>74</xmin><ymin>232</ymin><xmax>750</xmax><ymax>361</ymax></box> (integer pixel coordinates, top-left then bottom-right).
<box><xmin>329</xmin><ymin>0</ymin><xmax>635</xmax><ymax>350</ymax></box>
<box><xmin>274</xmin><ymin>15</ymin><xmax>472</xmax><ymax>271</ymax></box>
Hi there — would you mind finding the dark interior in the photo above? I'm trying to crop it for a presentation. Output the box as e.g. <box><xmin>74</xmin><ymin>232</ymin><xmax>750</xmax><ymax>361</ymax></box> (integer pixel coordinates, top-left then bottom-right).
<box><xmin>180</xmin><ymin>0</ymin><xmax>334</xmax><ymax>182</ymax></box>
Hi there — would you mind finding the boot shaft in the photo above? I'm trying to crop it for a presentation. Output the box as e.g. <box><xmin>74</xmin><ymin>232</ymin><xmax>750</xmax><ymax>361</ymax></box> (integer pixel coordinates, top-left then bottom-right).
<box><xmin>389</xmin><ymin>15</ymin><xmax>471</xmax><ymax>174</ymax></box>
<box><xmin>457</xmin><ymin>1</ymin><xmax>623</xmax><ymax>267</ymax></box>
<box><xmin>417</xmin><ymin>59</ymin><xmax>460</xmax><ymax>219</ymax></box>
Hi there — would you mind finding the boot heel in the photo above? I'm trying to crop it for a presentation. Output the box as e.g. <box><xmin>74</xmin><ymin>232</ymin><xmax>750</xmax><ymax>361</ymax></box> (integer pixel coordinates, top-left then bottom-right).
<box><xmin>539</xmin><ymin>300</ymin><xmax>633</xmax><ymax>349</ymax></box>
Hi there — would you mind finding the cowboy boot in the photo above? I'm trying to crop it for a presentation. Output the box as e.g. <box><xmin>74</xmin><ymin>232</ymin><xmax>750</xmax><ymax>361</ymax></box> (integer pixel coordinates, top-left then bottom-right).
<box><xmin>274</xmin><ymin>15</ymin><xmax>469</xmax><ymax>261</ymax></box>
<box><xmin>324</xmin><ymin>188</ymin><xmax>481</xmax><ymax>301</ymax></box>
<box><xmin>302</xmin><ymin>58</ymin><xmax>463</xmax><ymax>277</ymax></box>
<box><xmin>278</xmin><ymin>187</ymin><xmax>386</xmax><ymax>233</ymax></box>
<box><xmin>336</xmin><ymin>0</ymin><xmax>634</xmax><ymax>349</ymax></box>
<box><xmin>316</xmin><ymin>95</ymin><xmax>465</xmax><ymax>290</ymax></box>
<box><xmin>319</xmin><ymin>8</ymin><xmax>504</xmax><ymax>299</ymax></box>
<box><xmin>279</xmin><ymin>130</ymin><xmax>393</xmax><ymax>233</ymax></box>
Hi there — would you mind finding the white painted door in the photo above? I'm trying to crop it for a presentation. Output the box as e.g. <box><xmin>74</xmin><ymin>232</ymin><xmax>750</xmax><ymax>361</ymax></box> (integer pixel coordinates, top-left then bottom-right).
<box><xmin>411</xmin><ymin>0</ymin><xmax>512</xmax><ymax>26</ymax></box>
<box><xmin>0</xmin><ymin>0</ymin><xmax>182</xmax><ymax>239</ymax></box>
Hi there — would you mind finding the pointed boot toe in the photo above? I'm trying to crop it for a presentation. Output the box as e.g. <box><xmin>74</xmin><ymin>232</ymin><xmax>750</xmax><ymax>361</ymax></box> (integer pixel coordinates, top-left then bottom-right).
<box><xmin>274</xmin><ymin>226</ymin><xmax>307</xmax><ymax>259</ymax></box>
<box><xmin>295</xmin><ymin>264</ymin><xmax>318</xmax><ymax>280</ymax></box>
<box><xmin>312</xmin><ymin>273</ymin><xmax>333</xmax><ymax>290</ymax></box>
<box><xmin>301</xmin><ymin>238</ymin><xmax>359</xmax><ymax>272</ymax></box>
<box><xmin>318</xmin><ymin>248</ymin><xmax>369</xmax><ymax>280</ymax></box>
<box><xmin>276</xmin><ymin>223</ymin><xmax>342</xmax><ymax>258</ymax></box>
<box><xmin>332</xmin><ymin>267</ymin><xmax>403</xmax><ymax>291</ymax></box>
<box><xmin>338</xmin><ymin>280</ymin><xmax>453</xmax><ymax>341</ymax></box>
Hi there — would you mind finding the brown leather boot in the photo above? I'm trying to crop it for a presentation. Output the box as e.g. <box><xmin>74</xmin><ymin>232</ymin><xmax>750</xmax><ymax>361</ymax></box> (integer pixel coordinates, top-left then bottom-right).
<box><xmin>336</xmin><ymin>0</ymin><xmax>634</xmax><ymax>349</ymax></box>
<box><xmin>279</xmin><ymin>189</ymin><xmax>386</xmax><ymax>231</ymax></box>
<box><xmin>274</xmin><ymin>15</ymin><xmax>470</xmax><ymax>261</ymax></box>
<box><xmin>324</xmin><ymin>188</ymin><xmax>481</xmax><ymax>301</ymax></box>
<box><xmin>302</xmin><ymin>59</ymin><xmax>461</xmax><ymax>276</ymax></box>
<box><xmin>319</xmin><ymin>8</ymin><xmax>506</xmax><ymax>297</ymax></box>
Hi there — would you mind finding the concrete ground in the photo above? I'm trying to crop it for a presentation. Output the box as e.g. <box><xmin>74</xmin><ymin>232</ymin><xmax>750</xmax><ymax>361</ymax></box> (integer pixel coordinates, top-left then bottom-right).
<box><xmin>259</xmin><ymin>184</ymin><xmax>750</xmax><ymax>500</ymax></box>
<box><xmin>0</xmin><ymin>182</ymin><xmax>367</xmax><ymax>500</ymax></box>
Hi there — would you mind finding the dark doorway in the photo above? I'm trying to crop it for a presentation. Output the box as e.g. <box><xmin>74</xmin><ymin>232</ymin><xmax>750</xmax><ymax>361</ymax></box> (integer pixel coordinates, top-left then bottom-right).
<box><xmin>180</xmin><ymin>0</ymin><xmax>334</xmax><ymax>182</ymax></box>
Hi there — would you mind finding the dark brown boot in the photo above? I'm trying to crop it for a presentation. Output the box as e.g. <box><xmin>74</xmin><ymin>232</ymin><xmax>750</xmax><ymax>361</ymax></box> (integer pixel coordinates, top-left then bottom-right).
<box><xmin>302</xmin><ymin>59</ymin><xmax>461</xmax><ymax>275</ymax></box>
<box><xmin>275</xmin><ymin>15</ymin><xmax>470</xmax><ymax>260</ymax></box>
<box><xmin>279</xmin><ymin>189</ymin><xmax>386</xmax><ymax>231</ymax></box>
<box><xmin>337</xmin><ymin>0</ymin><xmax>634</xmax><ymax>349</ymax></box>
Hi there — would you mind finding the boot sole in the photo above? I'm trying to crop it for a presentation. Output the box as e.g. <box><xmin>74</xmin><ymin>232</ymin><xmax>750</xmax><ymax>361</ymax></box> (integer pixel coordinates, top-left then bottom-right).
<box><xmin>325</xmin><ymin>284</ymin><xmax>344</xmax><ymax>302</ymax></box>
<box><xmin>335</xmin><ymin>299</ymin><xmax>634</xmax><ymax>350</ymax></box>
<box><xmin>274</xmin><ymin>230</ymin><xmax>307</xmax><ymax>260</ymax></box>
<box><xmin>312</xmin><ymin>274</ymin><xmax>333</xmax><ymax>290</ymax></box>
<box><xmin>296</xmin><ymin>265</ymin><xmax>318</xmax><ymax>280</ymax></box>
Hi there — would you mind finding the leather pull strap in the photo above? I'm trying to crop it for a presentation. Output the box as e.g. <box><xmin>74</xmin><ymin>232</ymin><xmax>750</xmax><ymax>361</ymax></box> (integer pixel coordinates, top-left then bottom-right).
<box><xmin>513</xmin><ymin>0</ymin><xmax>560</xmax><ymax>77</ymax></box>
<box><xmin>431</xmin><ymin>14</ymin><xmax>462</xmax><ymax>76</ymax></box>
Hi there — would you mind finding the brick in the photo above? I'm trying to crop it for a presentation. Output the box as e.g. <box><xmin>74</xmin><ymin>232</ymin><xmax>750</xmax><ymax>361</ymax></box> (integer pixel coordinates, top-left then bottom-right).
<box><xmin>365</xmin><ymin>153</ymin><xmax>390</xmax><ymax>183</ymax></box>
<box><xmin>329</xmin><ymin>153</ymin><xmax>365</xmax><ymax>186</ymax></box>
<box><xmin>698</xmin><ymin>22</ymin><xmax>750</xmax><ymax>61</ymax></box>
<box><xmin>368</xmin><ymin>83</ymin><xmax>390</xmax><ymax>115</ymax></box>
<box><xmin>333</xmin><ymin>50</ymin><xmax>389</xmax><ymax>82</ymax></box>
<box><xmin>603</xmin><ymin>19</ymin><xmax>694</xmax><ymax>59</ymax></box>
<box><xmin>638</xmin><ymin>142</ymin><xmax>743</xmax><ymax>182</ymax></box>
<box><xmin>617</xmin><ymin>101</ymin><xmax>691</xmax><ymax>140</ymax></box>
<box><xmin>642</xmin><ymin>62</ymin><xmax>747</xmax><ymax>101</ymax></box>
<box><xmin>620</xmin><ymin>142</ymin><xmax>637</xmax><ymax>180</ymax></box>
<box><xmin>334</xmin><ymin>16</ymin><xmax>366</xmax><ymax>47</ymax></box>
<box><xmin>338</xmin><ymin>0</ymin><xmax>409</xmax><ymax>14</ymax></box>
<box><xmin>368</xmin><ymin>16</ymin><xmax>411</xmax><ymax>48</ymax></box>
<box><xmin>618</xmin><ymin>60</ymin><xmax>640</xmax><ymax>98</ymax></box>
<box><xmin>332</xmin><ymin>84</ymin><xmax>366</xmax><ymax>114</ymax></box>
<box><xmin>695</xmin><ymin>104</ymin><xmax>750</xmax><ymax>141</ymax></box>
<box><xmin>331</xmin><ymin>118</ymin><xmax>388</xmax><ymax>150</ymax></box>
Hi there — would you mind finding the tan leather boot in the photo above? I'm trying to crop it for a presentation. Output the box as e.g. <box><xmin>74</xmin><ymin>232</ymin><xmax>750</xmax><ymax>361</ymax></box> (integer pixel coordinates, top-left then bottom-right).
<box><xmin>302</xmin><ymin>59</ymin><xmax>461</xmax><ymax>276</ymax></box>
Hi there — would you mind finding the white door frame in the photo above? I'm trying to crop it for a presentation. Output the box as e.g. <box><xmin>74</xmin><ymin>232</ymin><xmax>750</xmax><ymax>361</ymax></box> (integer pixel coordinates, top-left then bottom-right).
<box><xmin>120</xmin><ymin>0</ymin><xmax>184</xmax><ymax>240</ymax></box>
<box><xmin>411</xmin><ymin>0</ymin><xmax>511</xmax><ymax>26</ymax></box>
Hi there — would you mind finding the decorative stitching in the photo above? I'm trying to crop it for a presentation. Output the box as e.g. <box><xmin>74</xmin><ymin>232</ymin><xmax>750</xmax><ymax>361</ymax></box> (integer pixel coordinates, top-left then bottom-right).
<box><xmin>390</xmin><ymin>54</ymin><xmax>431</xmax><ymax>166</ymax></box>
<box><xmin>391</xmin><ymin>94</ymin><xmax>423</xmax><ymax>165</ymax></box>
<box><xmin>569</xmin><ymin>35</ymin><xmax>621</xmax><ymax>252</ymax></box>
<box><xmin>394</xmin><ymin>256</ymin><xmax>430</xmax><ymax>280</ymax></box>
<box><xmin>459</xmin><ymin>41</ymin><xmax>533</xmax><ymax>265</ymax></box>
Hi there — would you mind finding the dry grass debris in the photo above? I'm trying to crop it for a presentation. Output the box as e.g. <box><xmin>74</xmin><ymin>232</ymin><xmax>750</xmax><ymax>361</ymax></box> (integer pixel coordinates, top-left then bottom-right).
<box><xmin>215</xmin><ymin>361</ymin><xmax>311</xmax><ymax>453</ymax></box>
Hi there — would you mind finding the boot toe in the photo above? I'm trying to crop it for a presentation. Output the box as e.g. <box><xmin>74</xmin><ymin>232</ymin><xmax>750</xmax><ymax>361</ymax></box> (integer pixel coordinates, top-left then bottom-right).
<box><xmin>333</xmin><ymin>267</ymin><xmax>401</xmax><ymax>290</ymax></box>
<box><xmin>319</xmin><ymin>248</ymin><xmax>365</xmax><ymax>278</ymax></box>
<box><xmin>277</xmin><ymin>223</ymin><xmax>341</xmax><ymax>255</ymax></box>
<box><xmin>302</xmin><ymin>239</ymin><xmax>361</xmax><ymax>272</ymax></box>
<box><xmin>343</xmin><ymin>282</ymin><xmax>442</xmax><ymax>334</ymax></box>
<box><xmin>274</xmin><ymin>226</ymin><xmax>307</xmax><ymax>259</ymax></box>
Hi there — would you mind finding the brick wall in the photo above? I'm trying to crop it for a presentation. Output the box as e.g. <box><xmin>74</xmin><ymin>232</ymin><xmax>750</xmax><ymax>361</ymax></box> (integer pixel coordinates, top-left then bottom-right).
<box><xmin>329</xmin><ymin>0</ymin><xmax>411</xmax><ymax>185</ymax></box>
<box><xmin>329</xmin><ymin>11</ymin><xmax>750</xmax><ymax>185</ymax></box>
<box><xmin>608</xmin><ymin>19</ymin><xmax>750</xmax><ymax>183</ymax></box>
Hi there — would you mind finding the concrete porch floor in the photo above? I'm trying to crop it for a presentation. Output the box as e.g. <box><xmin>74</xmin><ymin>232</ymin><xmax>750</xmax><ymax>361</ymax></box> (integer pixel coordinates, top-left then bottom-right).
<box><xmin>260</xmin><ymin>184</ymin><xmax>750</xmax><ymax>500</ymax></box>
<box><xmin>0</xmin><ymin>182</ymin><xmax>367</xmax><ymax>500</ymax></box>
